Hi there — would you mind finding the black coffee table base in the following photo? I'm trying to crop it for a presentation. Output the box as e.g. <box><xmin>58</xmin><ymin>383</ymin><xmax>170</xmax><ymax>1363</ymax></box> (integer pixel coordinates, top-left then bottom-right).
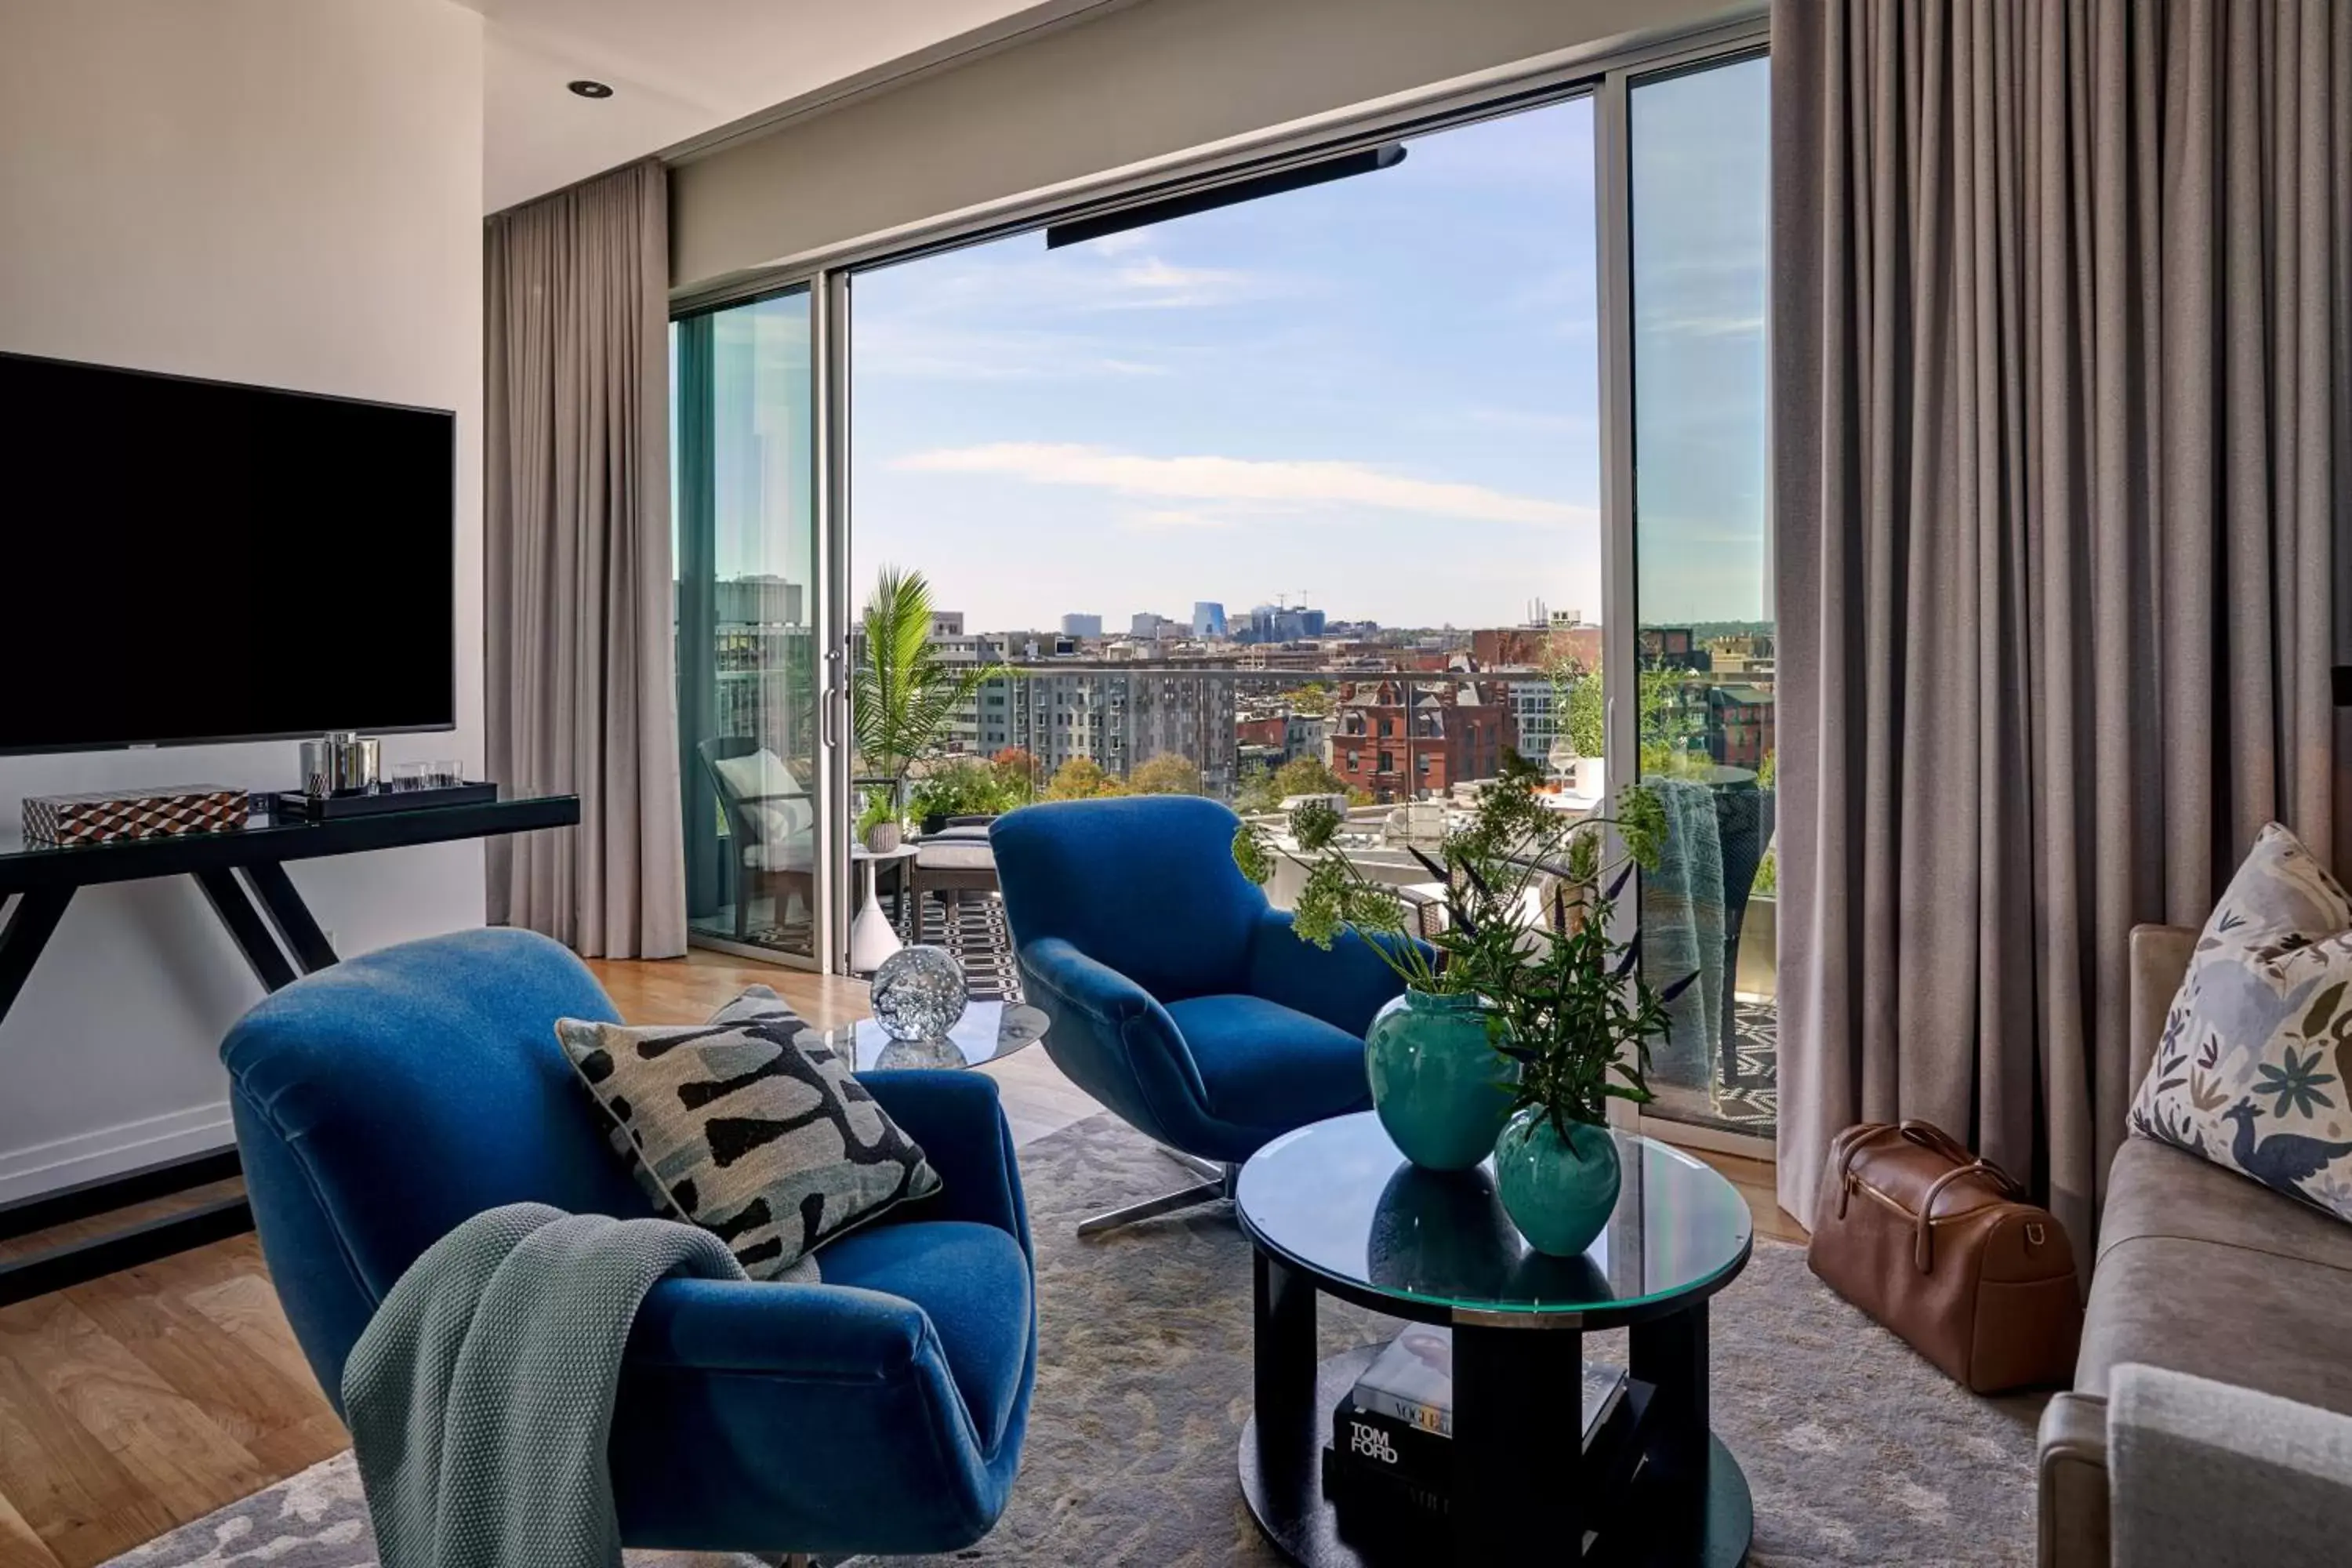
<box><xmin>1240</xmin><ymin>1255</ymin><xmax>1753</xmax><ymax>1567</ymax></box>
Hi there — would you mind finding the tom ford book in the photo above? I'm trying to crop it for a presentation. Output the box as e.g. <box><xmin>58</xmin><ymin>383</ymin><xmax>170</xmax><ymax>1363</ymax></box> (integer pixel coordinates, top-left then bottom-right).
<box><xmin>1348</xmin><ymin>1326</ymin><xmax>1628</xmax><ymax>1444</ymax></box>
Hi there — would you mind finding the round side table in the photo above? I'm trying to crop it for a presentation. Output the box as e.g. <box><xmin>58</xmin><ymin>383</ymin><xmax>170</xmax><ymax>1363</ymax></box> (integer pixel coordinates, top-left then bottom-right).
<box><xmin>1234</xmin><ymin>1112</ymin><xmax>1755</xmax><ymax>1566</ymax></box>
<box><xmin>847</xmin><ymin>843</ymin><xmax>918</xmax><ymax>974</ymax></box>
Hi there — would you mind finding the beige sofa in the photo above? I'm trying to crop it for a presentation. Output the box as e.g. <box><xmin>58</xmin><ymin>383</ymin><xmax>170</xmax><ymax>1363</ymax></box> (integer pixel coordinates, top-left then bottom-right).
<box><xmin>2038</xmin><ymin>925</ymin><xmax>2352</xmax><ymax>1565</ymax></box>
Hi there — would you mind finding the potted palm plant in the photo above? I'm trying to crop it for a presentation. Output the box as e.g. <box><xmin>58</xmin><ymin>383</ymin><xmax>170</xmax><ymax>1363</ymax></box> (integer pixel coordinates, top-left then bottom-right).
<box><xmin>853</xmin><ymin>567</ymin><xmax>1006</xmax><ymax>848</ymax></box>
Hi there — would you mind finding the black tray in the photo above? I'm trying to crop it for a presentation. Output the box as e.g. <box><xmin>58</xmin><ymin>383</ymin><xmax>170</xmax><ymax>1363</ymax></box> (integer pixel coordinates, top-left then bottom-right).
<box><xmin>274</xmin><ymin>782</ymin><xmax>499</xmax><ymax>822</ymax></box>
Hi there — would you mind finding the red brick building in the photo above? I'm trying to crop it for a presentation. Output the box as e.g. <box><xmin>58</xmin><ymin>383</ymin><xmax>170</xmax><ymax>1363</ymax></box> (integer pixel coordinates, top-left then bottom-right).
<box><xmin>1330</xmin><ymin>680</ymin><xmax>1515</xmax><ymax>803</ymax></box>
<box><xmin>1234</xmin><ymin>716</ymin><xmax>1287</xmax><ymax>750</ymax></box>
<box><xmin>1469</xmin><ymin>625</ymin><xmax>1603</xmax><ymax>674</ymax></box>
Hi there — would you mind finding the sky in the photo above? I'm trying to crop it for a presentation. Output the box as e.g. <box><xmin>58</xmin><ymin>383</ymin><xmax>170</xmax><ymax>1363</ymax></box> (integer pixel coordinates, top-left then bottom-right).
<box><xmin>814</xmin><ymin>63</ymin><xmax>1771</xmax><ymax>634</ymax></box>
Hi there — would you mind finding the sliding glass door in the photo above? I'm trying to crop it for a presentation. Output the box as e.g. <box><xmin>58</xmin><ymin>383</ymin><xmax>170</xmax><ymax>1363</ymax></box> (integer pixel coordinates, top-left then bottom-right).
<box><xmin>672</xmin><ymin>288</ymin><xmax>826</xmax><ymax>962</ymax></box>
<box><xmin>1622</xmin><ymin>53</ymin><xmax>1775</xmax><ymax>1139</ymax></box>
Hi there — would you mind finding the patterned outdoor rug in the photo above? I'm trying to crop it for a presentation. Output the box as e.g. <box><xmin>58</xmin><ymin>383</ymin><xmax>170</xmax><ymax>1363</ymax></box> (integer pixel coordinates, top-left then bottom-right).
<box><xmin>899</xmin><ymin>888</ymin><xmax>1023</xmax><ymax>1003</ymax></box>
<box><xmin>108</xmin><ymin>1115</ymin><xmax>2042</xmax><ymax>1568</ymax></box>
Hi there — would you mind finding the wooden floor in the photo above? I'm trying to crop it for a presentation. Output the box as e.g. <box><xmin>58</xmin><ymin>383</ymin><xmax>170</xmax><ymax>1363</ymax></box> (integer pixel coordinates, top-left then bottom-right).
<box><xmin>0</xmin><ymin>952</ymin><xmax>1801</xmax><ymax>1567</ymax></box>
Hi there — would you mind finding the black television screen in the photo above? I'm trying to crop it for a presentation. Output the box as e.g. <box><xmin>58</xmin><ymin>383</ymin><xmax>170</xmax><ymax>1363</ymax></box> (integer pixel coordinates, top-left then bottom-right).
<box><xmin>0</xmin><ymin>351</ymin><xmax>455</xmax><ymax>754</ymax></box>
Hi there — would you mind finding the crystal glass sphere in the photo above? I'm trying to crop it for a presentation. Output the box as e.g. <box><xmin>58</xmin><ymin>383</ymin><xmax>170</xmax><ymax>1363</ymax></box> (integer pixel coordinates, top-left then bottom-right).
<box><xmin>870</xmin><ymin>945</ymin><xmax>968</xmax><ymax>1041</ymax></box>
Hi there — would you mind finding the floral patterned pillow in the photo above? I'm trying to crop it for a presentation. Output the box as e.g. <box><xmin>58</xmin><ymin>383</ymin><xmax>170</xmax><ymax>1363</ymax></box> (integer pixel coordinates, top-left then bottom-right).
<box><xmin>2130</xmin><ymin>823</ymin><xmax>2352</xmax><ymax>1220</ymax></box>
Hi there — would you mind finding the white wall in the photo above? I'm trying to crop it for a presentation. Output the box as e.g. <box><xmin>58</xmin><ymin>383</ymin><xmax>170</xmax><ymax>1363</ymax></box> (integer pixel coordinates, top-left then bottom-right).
<box><xmin>0</xmin><ymin>0</ymin><xmax>487</xmax><ymax>1201</ymax></box>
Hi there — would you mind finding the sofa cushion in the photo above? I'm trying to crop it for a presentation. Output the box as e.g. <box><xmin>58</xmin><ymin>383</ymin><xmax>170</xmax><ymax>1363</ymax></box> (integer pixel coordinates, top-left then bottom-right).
<box><xmin>2129</xmin><ymin>822</ymin><xmax>2352</xmax><ymax>1221</ymax></box>
<box><xmin>815</xmin><ymin>1218</ymin><xmax>1032</xmax><ymax>1453</ymax></box>
<box><xmin>2082</xmin><ymin>1135</ymin><xmax>2352</xmax><ymax>1418</ymax></box>
<box><xmin>1166</xmin><ymin>993</ymin><xmax>1371</xmax><ymax>1132</ymax></box>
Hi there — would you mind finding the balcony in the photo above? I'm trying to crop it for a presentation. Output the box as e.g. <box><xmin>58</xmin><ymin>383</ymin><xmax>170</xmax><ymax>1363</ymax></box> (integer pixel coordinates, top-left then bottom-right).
<box><xmin>687</xmin><ymin>658</ymin><xmax>1775</xmax><ymax>1140</ymax></box>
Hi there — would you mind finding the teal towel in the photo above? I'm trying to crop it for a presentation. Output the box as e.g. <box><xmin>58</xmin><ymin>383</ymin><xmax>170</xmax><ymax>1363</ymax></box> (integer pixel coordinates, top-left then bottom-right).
<box><xmin>1639</xmin><ymin>776</ymin><xmax>1726</xmax><ymax>1087</ymax></box>
<box><xmin>343</xmin><ymin>1203</ymin><xmax>749</xmax><ymax>1568</ymax></box>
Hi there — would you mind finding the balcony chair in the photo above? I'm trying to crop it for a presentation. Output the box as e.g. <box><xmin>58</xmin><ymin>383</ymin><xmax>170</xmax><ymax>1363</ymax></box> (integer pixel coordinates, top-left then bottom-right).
<box><xmin>222</xmin><ymin>928</ymin><xmax>1035</xmax><ymax>1562</ymax></box>
<box><xmin>697</xmin><ymin>736</ymin><xmax>815</xmax><ymax>942</ymax></box>
<box><xmin>913</xmin><ymin>815</ymin><xmax>1003</xmax><ymax>934</ymax></box>
<box><xmin>991</xmin><ymin>796</ymin><xmax>1408</xmax><ymax>1234</ymax></box>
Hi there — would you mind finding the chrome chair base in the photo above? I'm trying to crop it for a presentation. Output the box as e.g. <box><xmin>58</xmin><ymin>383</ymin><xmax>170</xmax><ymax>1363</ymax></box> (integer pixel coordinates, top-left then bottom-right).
<box><xmin>1075</xmin><ymin>1149</ymin><xmax>1238</xmax><ymax>1237</ymax></box>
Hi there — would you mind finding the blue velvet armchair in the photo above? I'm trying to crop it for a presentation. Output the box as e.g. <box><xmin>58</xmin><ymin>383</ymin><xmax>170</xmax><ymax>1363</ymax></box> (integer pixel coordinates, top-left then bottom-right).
<box><xmin>991</xmin><ymin>796</ymin><xmax>1408</xmax><ymax>1232</ymax></box>
<box><xmin>221</xmin><ymin>927</ymin><xmax>1034</xmax><ymax>1560</ymax></box>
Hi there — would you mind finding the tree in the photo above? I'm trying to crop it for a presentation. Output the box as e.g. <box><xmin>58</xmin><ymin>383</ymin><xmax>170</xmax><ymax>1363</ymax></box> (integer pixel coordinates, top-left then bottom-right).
<box><xmin>990</xmin><ymin>747</ymin><xmax>1038</xmax><ymax>801</ymax></box>
<box><xmin>1269</xmin><ymin>756</ymin><xmax>1350</xmax><ymax>800</ymax></box>
<box><xmin>1639</xmin><ymin>665</ymin><xmax>1710</xmax><ymax>778</ymax></box>
<box><xmin>853</xmin><ymin>567</ymin><xmax>1005</xmax><ymax>803</ymax></box>
<box><xmin>1128</xmin><ymin>753</ymin><xmax>1202</xmax><ymax>795</ymax></box>
<box><xmin>1564</xmin><ymin>670</ymin><xmax>1606</xmax><ymax>761</ymax></box>
<box><xmin>1236</xmin><ymin>760</ymin><xmax>1279</xmax><ymax>814</ymax></box>
<box><xmin>1284</xmin><ymin>681</ymin><xmax>1334</xmax><ymax>717</ymax></box>
<box><xmin>1044</xmin><ymin>757</ymin><xmax>1125</xmax><ymax>800</ymax></box>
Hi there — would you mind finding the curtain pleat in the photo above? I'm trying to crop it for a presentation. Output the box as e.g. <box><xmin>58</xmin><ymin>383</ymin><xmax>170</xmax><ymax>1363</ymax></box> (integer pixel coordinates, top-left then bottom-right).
<box><xmin>483</xmin><ymin>161</ymin><xmax>685</xmax><ymax>960</ymax></box>
<box><xmin>1773</xmin><ymin>0</ymin><xmax>2348</xmax><ymax>1251</ymax></box>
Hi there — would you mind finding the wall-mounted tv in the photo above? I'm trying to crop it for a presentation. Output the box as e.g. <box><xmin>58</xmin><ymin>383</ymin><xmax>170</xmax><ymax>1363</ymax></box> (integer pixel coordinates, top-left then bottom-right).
<box><xmin>0</xmin><ymin>351</ymin><xmax>455</xmax><ymax>755</ymax></box>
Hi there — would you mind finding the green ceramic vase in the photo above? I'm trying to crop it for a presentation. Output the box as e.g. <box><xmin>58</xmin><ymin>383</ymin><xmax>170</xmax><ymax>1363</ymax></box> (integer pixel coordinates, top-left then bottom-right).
<box><xmin>1493</xmin><ymin>1105</ymin><xmax>1623</xmax><ymax>1258</ymax></box>
<box><xmin>1364</xmin><ymin>989</ymin><xmax>1516</xmax><ymax>1172</ymax></box>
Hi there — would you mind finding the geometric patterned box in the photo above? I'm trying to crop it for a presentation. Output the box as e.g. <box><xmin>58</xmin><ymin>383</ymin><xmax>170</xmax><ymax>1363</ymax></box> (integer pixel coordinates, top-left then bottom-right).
<box><xmin>23</xmin><ymin>784</ymin><xmax>249</xmax><ymax>845</ymax></box>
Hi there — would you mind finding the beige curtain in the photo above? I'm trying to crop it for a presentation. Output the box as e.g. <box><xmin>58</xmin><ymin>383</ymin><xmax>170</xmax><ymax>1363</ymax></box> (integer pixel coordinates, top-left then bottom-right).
<box><xmin>485</xmin><ymin>160</ymin><xmax>686</xmax><ymax>959</ymax></box>
<box><xmin>1773</xmin><ymin>0</ymin><xmax>2350</xmax><ymax>1248</ymax></box>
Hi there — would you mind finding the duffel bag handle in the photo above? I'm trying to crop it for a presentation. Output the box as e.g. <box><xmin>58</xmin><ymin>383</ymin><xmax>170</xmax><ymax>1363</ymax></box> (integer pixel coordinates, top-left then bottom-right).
<box><xmin>1912</xmin><ymin>1158</ymin><xmax>2028</xmax><ymax>1272</ymax></box>
<box><xmin>1900</xmin><ymin>1121</ymin><xmax>2024</xmax><ymax>1198</ymax></box>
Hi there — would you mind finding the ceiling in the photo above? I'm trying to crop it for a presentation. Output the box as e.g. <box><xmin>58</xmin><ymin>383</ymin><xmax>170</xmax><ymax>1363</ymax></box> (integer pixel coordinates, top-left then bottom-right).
<box><xmin>466</xmin><ymin>0</ymin><xmax>1079</xmax><ymax>212</ymax></box>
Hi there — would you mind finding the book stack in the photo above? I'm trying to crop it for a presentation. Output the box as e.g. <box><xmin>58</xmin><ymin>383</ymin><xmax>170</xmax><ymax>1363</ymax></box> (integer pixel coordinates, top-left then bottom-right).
<box><xmin>1323</xmin><ymin>1327</ymin><xmax>1629</xmax><ymax>1552</ymax></box>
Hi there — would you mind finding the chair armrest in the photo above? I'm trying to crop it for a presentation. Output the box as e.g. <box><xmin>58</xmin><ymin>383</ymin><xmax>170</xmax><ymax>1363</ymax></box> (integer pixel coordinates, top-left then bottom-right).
<box><xmin>1017</xmin><ymin>936</ymin><xmax>1210</xmax><ymax>1142</ymax></box>
<box><xmin>1245</xmin><ymin>908</ymin><xmax>1415</xmax><ymax>1039</ymax></box>
<box><xmin>857</xmin><ymin>1069</ymin><xmax>1028</xmax><ymax>1252</ymax></box>
<box><xmin>2038</xmin><ymin>1391</ymin><xmax>2110</xmax><ymax>1568</ymax></box>
<box><xmin>2107</xmin><ymin>1366</ymin><xmax>2352</xmax><ymax>1568</ymax></box>
<box><xmin>628</xmin><ymin>1272</ymin><xmax>936</xmax><ymax>1378</ymax></box>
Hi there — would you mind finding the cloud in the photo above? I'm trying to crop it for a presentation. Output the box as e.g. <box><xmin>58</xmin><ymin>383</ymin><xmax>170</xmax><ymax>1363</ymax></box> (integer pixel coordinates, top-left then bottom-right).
<box><xmin>1642</xmin><ymin>310</ymin><xmax>1765</xmax><ymax>339</ymax></box>
<box><xmin>1120</xmin><ymin>506</ymin><xmax>1240</xmax><ymax>534</ymax></box>
<box><xmin>1102</xmin><ymin>256</ymin><xmax>1256</xmax><ymax>308</ymax></box>
<box><xmin>853</xmin><ymin>320</ymin><xmax>1174</xmax><ymax>382</ymax></box>
<box><xmin>895</xmin><ymin>443</ymin><xmax>1592</xmax><ymax>528</ymax></box>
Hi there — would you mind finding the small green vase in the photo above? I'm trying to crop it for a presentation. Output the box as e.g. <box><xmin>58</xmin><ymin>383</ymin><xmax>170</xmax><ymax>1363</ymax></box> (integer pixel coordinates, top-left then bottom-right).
<box><xmin>1493</xmin><ymin>1105</ymin><xmax>1623</xmax><ymax>1258</ymax></box>
<box><xmin>1364</xmin><ymin>989</ymin><xmax>1515</xmax><ymax>1172</ymax></box>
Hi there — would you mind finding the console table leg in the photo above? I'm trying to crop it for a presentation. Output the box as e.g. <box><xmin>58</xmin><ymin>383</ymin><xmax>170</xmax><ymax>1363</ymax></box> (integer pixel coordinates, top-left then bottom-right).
<box><xmin>194</xmin><ymin>868</ymin><xmax>298</xmax><ymax>992</ymax></box>
<box><xmin>1454</xmin><ymin>1320</ymin><xmax>1582</xmax><ymax>1566</ymax></box>
<box><xmin>242</xmin><ymin>861</ymin><xmax>339</xmax><ymax>973</ymax></box>
<box><xmin>0</xmin><ymin>887</ymin><xmax>73</xmax><ymax>1023</ymax></box>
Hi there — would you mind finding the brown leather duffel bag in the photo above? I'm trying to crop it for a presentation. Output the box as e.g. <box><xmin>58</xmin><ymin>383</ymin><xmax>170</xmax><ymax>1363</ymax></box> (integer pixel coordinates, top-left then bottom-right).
<box><xmin>1807</xmin><ymin>1120</ymin><xmax>2082</xmax><ymax>1394</ymax></box>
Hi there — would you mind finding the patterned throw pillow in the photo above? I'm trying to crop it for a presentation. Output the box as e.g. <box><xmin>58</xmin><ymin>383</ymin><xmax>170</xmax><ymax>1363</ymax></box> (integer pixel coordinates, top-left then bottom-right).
<box><xmin>557</xmin><ymin>985</ymin><xmax>941</xmax><ymax>1279</ymax></box>
<box><xmin>2130</xmin><ymin>824</ymin><xmax>2352</xmax><ymax>1220</ymax></box>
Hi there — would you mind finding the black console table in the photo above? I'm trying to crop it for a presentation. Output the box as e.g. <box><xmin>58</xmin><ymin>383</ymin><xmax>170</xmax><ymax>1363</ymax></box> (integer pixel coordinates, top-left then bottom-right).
<box><xmin>0</xmin><ymin>793</ymin><xmax>580</xmax><ymax>1304</ymax></box>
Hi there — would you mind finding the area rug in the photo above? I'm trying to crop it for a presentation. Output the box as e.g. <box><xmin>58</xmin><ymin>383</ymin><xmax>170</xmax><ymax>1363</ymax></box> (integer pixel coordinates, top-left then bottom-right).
<box><xmin>107</xmin><ymin>1115</ymin><xmax>2044</xmax><ymax>1567</ymax></box>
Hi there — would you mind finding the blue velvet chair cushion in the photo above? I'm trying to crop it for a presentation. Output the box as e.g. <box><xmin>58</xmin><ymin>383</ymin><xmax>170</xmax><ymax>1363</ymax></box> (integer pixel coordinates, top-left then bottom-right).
<box><xmin>811</xmin><ymin>1219</ymin><xmax>1033</xmax><ymax>1452</ymax></box>
<box><xmin>1163</xmin><ymin>993</ymin><xmax>1374</xmax><ymax>1135</ymax></box>
<box><xmin>991</xmin><ymin>796</ymin><xmax>1269</xmax><ymax>1004</ymax></box>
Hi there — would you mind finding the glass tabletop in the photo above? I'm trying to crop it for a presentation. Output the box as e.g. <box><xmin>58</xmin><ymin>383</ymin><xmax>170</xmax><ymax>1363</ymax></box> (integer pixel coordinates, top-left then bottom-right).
<box><xmin>1236</xmin><ymin>1112</ymin><xmax>1751</xmax><ymax>1320</ymax></box>
<box><xmin>798</xmin><ymin>1000</ymin><xmax>1047</xmax><ymax>1073</ymax></box>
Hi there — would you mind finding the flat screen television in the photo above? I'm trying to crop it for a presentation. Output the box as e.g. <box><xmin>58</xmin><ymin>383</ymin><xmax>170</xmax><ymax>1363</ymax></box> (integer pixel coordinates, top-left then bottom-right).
<box><xmin>0</xmin><ymin>350</ymin><xmax>456</xmax><ymax>754</ymax></box>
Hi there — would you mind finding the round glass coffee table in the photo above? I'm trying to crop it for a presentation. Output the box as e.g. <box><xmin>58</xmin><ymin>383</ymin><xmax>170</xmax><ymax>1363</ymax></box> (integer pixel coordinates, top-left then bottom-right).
<box><xmin>1235</xmin><ymin>1112</ymin><xmax>1754</xmax><ymax>1566</ymax></box>
<box><xmin>795</xmin><ymin>1000</ymin><xmax>1047</xmax><ymax>1073</ymax></box>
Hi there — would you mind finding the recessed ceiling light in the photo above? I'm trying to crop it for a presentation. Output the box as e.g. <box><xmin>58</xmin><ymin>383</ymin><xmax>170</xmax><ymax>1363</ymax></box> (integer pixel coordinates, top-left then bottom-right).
<box><xmin>568</xmin><ymin>80</ymin><xmax>614</xmax><ymax>100</ymax></box>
